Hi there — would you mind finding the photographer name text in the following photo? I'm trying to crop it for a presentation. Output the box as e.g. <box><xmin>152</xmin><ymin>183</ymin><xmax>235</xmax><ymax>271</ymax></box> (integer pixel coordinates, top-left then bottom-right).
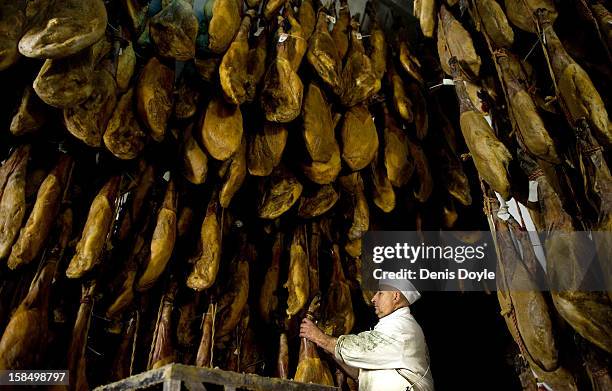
<box><xmin>373</xmin><ymin>268</ymin><xmax>495</xmax><ymax>281</ymax></box>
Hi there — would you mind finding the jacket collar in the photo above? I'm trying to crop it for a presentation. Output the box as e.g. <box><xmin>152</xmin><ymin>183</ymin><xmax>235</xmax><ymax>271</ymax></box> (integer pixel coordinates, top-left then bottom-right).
<box><xmin>377</xmin><ymin>306</ymin><xmax>411</xmax><ymax>326</ymax></box>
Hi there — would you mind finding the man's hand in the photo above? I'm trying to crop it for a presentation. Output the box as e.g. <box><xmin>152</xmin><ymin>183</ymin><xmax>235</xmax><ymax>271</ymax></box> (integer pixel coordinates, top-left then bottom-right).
<box><xmin>299</xmin><ymin>318</ymin><xmax>338</xmax><ymax>356</ymax></box>
<box><xmin>301</xmin><ymin>319</ymin><xmax>359</xmax><ymax>380</ymax></box>
<box><xmin>299</xmin><ymin>318</ymin><xmax>324</xmax><ymax>343</ymax></box>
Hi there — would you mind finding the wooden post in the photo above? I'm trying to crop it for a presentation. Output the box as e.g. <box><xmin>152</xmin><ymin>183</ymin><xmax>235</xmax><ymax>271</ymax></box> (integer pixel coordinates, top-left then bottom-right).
<box><xmin>163</xmin><ymin>379</ymin><xmax>181</xmax><ymax>391</ymax></box>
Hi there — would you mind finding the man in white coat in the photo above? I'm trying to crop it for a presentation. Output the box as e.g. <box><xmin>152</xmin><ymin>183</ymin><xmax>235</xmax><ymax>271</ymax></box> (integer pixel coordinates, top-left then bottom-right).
<box><xmin>299</xmin><ymin>280</ymin><xmax>434</xmax><ymax>391</ymax></box>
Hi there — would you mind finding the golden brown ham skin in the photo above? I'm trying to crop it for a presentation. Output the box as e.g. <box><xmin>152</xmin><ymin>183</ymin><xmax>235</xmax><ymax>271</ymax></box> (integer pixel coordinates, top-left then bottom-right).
<box><xmin>245</xmin><ymin>29</ymin><xmax>268</xmax><ymax>103</ymax></box>
<box><xmin>33</xmin><ymin>48</ymin><xmax>96</xmax><ymax>108</ymax></box>
<box><xmin>0</xmin><ymin>224</ymin><xmax>69</xmax><ymax>372</ymax></box>
<box><xmin>219</xmin><ymin>13</ymin><xmax>254</xmax><ymax>105</ymax></box>
<box><xmin>261</xmin><ymin>18</ymin><xmax>304</xmax><ymax>123</ymax></box>
<box><xmin>215</xmin><ymin>251</ymin><xmax>250</xmax><ymax>338</ymax></box>
<box><xmin>208</xmin><ymin>0</ymin><xmax>241</xmax><ymax>54</ymax></box>
<box><xmin>285</xmin><ymin>228</ymin><xmax>309</xmax><ymax>317</ymax></box>
<box><xmin>182</xmin><ymin>124</ymin><xmax>208</xmax><ymax>185</ymax></box>
<box><xmin>474</xmin><ymin>0</ymin><xmax>514</xmax><ymax>48</ymax></box>
<box><xmin>339</xmin><ymin>20</ymin><xmax>380</xmax><ymax>107</ymax></box>
<box><xmin>322</xmin><ymin>245</ymin><xmax>354</xmax><ymax>336</ymax></box>
<box><xmin>339</xmin><ymin>173</ymin><xmax>370</xmax><ymax>241</ymax></box>
<box><xmin>8</xmin><ymin>156</ymin><xmax>72</xmax><ymax>269</ymax></box>
<box><xmin>219</xmin><ymin>137</ymin><xmax>247</xmax><ymax>208</ymax></box>
<box><xmin>66</xmin><ymin>176</ymin><xmax>120</xmax><ymax>279</ymax></box>
<box><xmin>136</xmin><ymin>57</ymin><xmax>175</xmax><ymax>143</ymax></box>
<box><xmin>521</xmin><ymin>155</ymin><xmax>612</xmax><ymax>355</ymax></box>
<box><xmin>496</xmin><ymin>52</ymin><xmax>559</xmax><ymax>163</ymax></box>
<box><xmin>537</xmin><ymin>10</ymin><xmax>612</xmax><ymax>150</ymax></box>
<box><xmin>299</xmin><ymin>0</ymin><xmax>316</xmax><ymax>41</ymax></box>
<box><xmin>369</xmin><ymin>151</ymin><xmax>396</xmax><ymax>213</ymax></box>
<box><xmin>259</xmin><ymin>233</ymin><xmax>282</xmax><ymax>323</ymax></box>
<box><xmin>450</xmin><ymin>58</ymin><xmax>511</xmax><ymax>199</ymax></box>
<box><xmin>303</xmin><ymin>83</ymin><xmax>337</xmax><ymax>163</ymax></box>
<box><xmin>0</xmin><ymin>0</ymin><xmax>26</xmax><ymax>71</ymax></box>
<box><xmin>18</xmin><ymin>0</ymin><xmax>107</xmax><ymax>59</ymax></box>
<box><xmin>297</xmin><ymin>185</ymin><xmax>339</xmax><ymax>219</ymax></box>
<box><xmin>150</xmin><ymin>0</ymin><xmax>198</xmax><ymax>61</ymax></box>
<box><xmin>104</xmin><ymin>88</ymin><xmax>147</xmax><ymax>160</ymax></box>
<box><xmin>201</xmin><ymin>96</ymin><xmax>243</xmax><ymax>161</ymax></box>
<box><xmin>136</xmin><ymin>180</ymin><xmax>177</xmax><ymax>291</ymax></box>
<box><xmin>64</xmin><ymin>70</ymin><xmax>117</xmax><ymax>147</ymax></box>
<box><xmin>437</xmin><ymin>5</ymin><xmax>481</xmax><ymax>77</ymax></box>
<box><xmin>295</xmin><ymin>296</ymin><xmax>334</xmax><ymax>386</ymax></box>
<box><xmin>11</xmin><ymin>86</ymin><xmax>48</xmax><ymax>136</ymax></box>
<box><xmin>187</xmin><ymin>195</ymin><xmax>221</xmax><ymax>291</ymax></box>
<box><xmin>307</xmin><ymin>10</ymin><xmax>343</xmax><ymax>96</ymax></box>
<box><xmin>331</xmin><ymin>0</ymin><xmax>350</xmax><ymax>60</ymax></box>
<box><xmin>0</xmin><ymin>146</ymin><xmax>29</xmax><ymax>260</ymax></box>
<box><xmin>341</xmin><ymin>105</ymin><xmax>379</xmax><ymax>171</ymax></box>
<box><xmin>258</xmin><ymin>168</ymin><xmax>303</xmax><ymax>219</ymax></box>
<box><xmin>247</xmin><ymin>122</ymin><xmax>287</xmax><ymax>177</ymax></box>
<box><xmin>383</xmin><ymin>108</ymin><xmax>414</xmax><ymax>188</ymax></box>
<box><xmin>505</xmin><ymin>0</ymin><xmax>557</xmax><ymax>33</ymax></box>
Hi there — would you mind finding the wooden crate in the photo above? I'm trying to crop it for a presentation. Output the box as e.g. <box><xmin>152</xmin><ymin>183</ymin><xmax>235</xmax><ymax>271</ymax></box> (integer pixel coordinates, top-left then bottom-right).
<box><xmin>94</xmin><ymin>363</ymin><xmax>339</xmax><ymax>391</ymax></box>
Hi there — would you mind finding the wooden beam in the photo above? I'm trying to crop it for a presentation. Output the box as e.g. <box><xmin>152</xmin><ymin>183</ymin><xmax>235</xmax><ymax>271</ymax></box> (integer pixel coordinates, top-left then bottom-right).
<box><xmin>169</xmin><ymin>364</ymin><xmax>338</xmax><ymax>391</ymax></box>
<box><xmin>94</xmin><ymin>364</ymin><xmax>338</xmax><ymax>391</ymax></box>
<box><xmin>94</xmin><ymin>366</ymin><xmax>171</xmax><ymax>390</ymax></box>
<box><xmin>163</xmin><ymin>379</ymin><xmax>181</xmax><ymax>391</ymax></box>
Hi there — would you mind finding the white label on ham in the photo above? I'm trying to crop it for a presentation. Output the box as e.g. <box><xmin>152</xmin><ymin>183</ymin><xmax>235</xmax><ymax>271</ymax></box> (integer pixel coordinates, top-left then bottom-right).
<box><xmin>528</xmin><ymin>180</ymin><xmax>538</xmax><ymax>202</ymax></box>
<box><xmin>495</xmin><ymin>194</ymin><xmax>511</xmax><ymax>221</ymax></box>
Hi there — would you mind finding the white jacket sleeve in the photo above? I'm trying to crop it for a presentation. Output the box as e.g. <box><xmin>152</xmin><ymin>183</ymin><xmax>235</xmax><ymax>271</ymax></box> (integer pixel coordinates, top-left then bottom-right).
<box><xmin>334</xmin><ymin>330</ymin><xmax>405</xmax><ymax>370</ymax></box>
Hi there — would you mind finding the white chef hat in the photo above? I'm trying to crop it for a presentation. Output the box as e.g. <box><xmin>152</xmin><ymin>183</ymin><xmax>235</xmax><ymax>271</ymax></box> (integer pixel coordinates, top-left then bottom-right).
<box><xmin>379</xmin><ymin>278</ymin><xmax>422</xmax><ymax>305</ymax></box>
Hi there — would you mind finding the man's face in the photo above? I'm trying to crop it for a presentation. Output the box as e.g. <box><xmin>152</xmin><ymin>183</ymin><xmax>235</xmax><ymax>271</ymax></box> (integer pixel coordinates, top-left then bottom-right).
<box><xmin>371</xmin><ymin>290</ymin><xmax>398</xmax><ymax>318</ymax></box>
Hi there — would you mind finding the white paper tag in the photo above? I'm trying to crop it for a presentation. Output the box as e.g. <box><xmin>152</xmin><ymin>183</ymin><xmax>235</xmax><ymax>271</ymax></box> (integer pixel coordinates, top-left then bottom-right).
<box><xmin>163</xmin><ymin>171</ymin><xmax>171</xmax><ymax>182</ymax></box>
<box><xmin>356</xmin><ymin>32</ymin><xmax>363</xmax><ymax>40</ymax></box>
<box><xmin>429</xmin><ymin>79</ymin><xmax>455</xmax><ymax>90</ymax></box>
<box><xmin>326</xmin><ymin>15</ymin><xmax>336</xmax><ymax>24</ymax></box>
<box><xmin>120</xmin><ymin>192</ymin><xmax>130</xmax><ymax>205</ymax></box>
<box><xmin>497</xmin><ymin>206</ymin><xmax>510</xmax><ymax>221</ymax></box>
<box><xmin>496</xmin><ymin>196</ymin><xmax>510</xmax><ymax>221</ymax></box>
<box><xmin>528</xmin><ymin>180</ymin><xmax>539</xmax><ymax>202</ymax></box>
<box><xmin>484</xmin><ymin>115</ymin><xmax>493</xmax><ymax>128</ymax></box>
<box><xmin>118</xmin><ymin>47</ymin><xmax>123</xmax><ymax>56</ymax></box>
<box><xmin>254</xmin><ymin>26</ymin><xmax>264</xmax><ymax>37</ymax></box>
<box><xmin>537</xmin><ymin>382</ymin><xmax>553</xmax><ymax>391</ymax></box>
<box><xmin>279</xmin><ymin>33</ymin><xmax>288</xmax><ymax>43</ymax></box>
